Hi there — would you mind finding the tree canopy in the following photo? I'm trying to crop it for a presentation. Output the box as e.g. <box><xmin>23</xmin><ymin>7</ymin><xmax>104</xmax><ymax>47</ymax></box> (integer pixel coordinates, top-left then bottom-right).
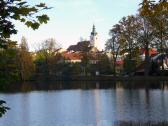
<box><xmin>0</xmin><ymin>0</ymin><xmax>50</xmax><ymax>48</ymax></box>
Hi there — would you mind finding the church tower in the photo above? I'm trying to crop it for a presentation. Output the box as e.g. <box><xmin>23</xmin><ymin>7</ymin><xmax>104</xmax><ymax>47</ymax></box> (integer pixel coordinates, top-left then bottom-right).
<box><xmin>90</xmin><ymin>24</ymin><xmax>98</xmax><ymax>47</ymax></box>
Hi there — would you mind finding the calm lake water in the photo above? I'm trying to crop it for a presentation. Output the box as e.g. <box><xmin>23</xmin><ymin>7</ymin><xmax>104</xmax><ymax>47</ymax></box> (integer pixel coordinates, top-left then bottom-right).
<box><xmin>1</xmin><ymin>81</ymin><xmax>168</xmax><ymax>126</ymax></box>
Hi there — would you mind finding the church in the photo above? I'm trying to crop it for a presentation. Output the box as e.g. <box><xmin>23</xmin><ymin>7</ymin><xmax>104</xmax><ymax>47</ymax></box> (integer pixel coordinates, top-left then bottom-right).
<box><xmin>67</xmin><ymin>25</ymin><xmax>100</xmax><ymax>53</ymax></box>
<box><xmin>62</xmin><ymin>25</ymin><xmax>101</xmax><ymax>63</ymax></box>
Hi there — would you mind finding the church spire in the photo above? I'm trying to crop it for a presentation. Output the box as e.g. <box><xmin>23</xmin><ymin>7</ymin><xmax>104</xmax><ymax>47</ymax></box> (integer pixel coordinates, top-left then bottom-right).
<box><xmin>91</xmin><ymin>24</ymin><xmax>97</xmax><ymax>36</ymax></box>
<box><xmin>90</xmin><ymin>24</ymin><xmax>98</xmax><ymax>47</ymax></box>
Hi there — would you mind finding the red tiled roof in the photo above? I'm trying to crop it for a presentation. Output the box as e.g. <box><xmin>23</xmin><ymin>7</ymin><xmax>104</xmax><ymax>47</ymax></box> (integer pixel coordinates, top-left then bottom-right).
<box><xmin>62</xmin><ymin>52</ymin><xmax>82</xmax><ymax>60</ymax></box>
<box><xmin>140</xmin><ymin>48</ymin><xmax>158</xmax><ymax>55</ymax></box>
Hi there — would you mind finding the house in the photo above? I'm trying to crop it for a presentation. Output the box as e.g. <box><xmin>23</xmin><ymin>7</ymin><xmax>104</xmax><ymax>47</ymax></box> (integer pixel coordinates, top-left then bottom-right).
<box><xmin>140</xmin><ymin>48</ymin><xmax>159</xmax><ymax>60</ymax></box>
<box><xmin>62</xmin><ymin>52</ymin><xmax>82</xmax><ymax>63</ymax></box>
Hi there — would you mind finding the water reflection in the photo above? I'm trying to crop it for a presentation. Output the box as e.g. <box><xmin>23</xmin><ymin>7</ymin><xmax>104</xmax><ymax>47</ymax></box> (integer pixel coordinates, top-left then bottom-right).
<box><xmin>3</xmin><ymin>80</ymin><xmax>168</xmax><ymax>92</ymax></box>
<box><xmin>1</xmin><ymin>81</ymin><xmax>168</xmax><ymax>126</ymax></box>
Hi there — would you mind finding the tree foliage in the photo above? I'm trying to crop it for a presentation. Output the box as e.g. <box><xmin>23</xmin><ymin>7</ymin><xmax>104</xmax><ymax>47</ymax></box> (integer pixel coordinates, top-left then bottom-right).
<box><xmin>139</xmin><ymin>0</ymin><xmax>168</xmax><ymax>74</ymax></box>
<box><xmin>105</xmin><ymin>24</ymin><xmax>124</xmax><ymax>75</ymax></box>
<box><xmin>105</xmin><ymin>0</ymin><xmax>168</xmax><ymax>75</ymax></box>
<box><xmin>0</xmin><ymin>100</ymin><xmax>10</xmax><ymax>118</ymax></box>
<box><xmin>18</xmin><ymin>37</ymin><xmax>34</xmax><ymax>81</ymax></box>
<box><xmin>34</xmin><ymin>38</ymin><xmax>63</xmax><ymax>77</ymax></box>
<box><xmin>0</xmin><ymin>0</ymin><xmax>50</xmax><ymax>117</ymax></box>
<box><xmin>0</xmin><ymin>45</ymin><xmax>19</xmax><ymax>86</ymax></box>
<box><xmin>0</xmin><ymin>0</ymin><xmax>50</xmax><ymax>48</ymax></box>
<box><xmin>118</xmin><ymin>15</ymin><xmax>142</xmax><ymax>59</ymax></box>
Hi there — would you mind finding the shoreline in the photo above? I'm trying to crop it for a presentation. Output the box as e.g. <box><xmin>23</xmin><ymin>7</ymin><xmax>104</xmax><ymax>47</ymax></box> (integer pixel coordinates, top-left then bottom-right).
<box><xmin>29</xmin><ymin>75</ymin><xmax>168</xmax><ymax>82</ymax></box>
<box><xmin>1</xmin><ymin>76</ymin><xmax>168</xmax><ymax>93</ymax></box>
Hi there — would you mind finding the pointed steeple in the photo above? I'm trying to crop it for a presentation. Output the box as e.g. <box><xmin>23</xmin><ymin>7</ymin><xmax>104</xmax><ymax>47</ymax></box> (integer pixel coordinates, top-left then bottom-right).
<box><xmin>91</xmin><ymin>24</ymin><xmax>97</xmax><ymax>36</ymax></box>
<box><xmin>90</xmin><ymin>24</ymin><xmax>98</xmax><ymax>48</ymax></box>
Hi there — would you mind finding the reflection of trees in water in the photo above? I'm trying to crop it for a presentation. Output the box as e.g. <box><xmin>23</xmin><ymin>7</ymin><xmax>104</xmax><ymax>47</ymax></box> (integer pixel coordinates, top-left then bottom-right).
<box><xmin>3</xmin><ymin>81</ymin><xmax>168</xmax><ymax>92</ymax></box>
<box><xmin>115</xmin><ymin>121</ymin><xmax>168</xmax><ymax>126</ymax></box>
<box><xmin>121</xmin><ymin>81</ymin><xmax>168</xmax><ymax>90</ymax></box>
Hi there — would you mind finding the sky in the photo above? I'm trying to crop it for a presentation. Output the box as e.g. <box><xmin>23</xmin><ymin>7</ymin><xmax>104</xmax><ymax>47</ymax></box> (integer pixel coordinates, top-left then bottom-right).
<box><xmin>11</xmin><ymin>0</ymin><xmax>142</xmax><ymax>51</ymax></box>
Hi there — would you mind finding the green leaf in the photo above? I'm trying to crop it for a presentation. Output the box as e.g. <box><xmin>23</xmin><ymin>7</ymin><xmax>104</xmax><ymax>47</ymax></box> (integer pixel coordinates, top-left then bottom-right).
<box><xmin>12</xmin><ymin>14</ymin><xmax>20</xmax><ymax>20</ymax></box>
<box><xmin>25</xmin><ymin>21</ymin><xmax>33</xmax><ymax>27</ymax></box>
<box><xmin>31</xmin><ymin>22</ymin><xmax>40</xmax><ymax>30</ymax></box>
<box><xmin>36</xmin><ymin>3</ymin><xmax>46</xmax><ymax>8</ymax></box>
<box><xmin>17</xmin><ymin>2</ymin><xmax>27</xmax><ymax>6</ymax></box>
<box><xmin>0</xmin><ymin>100</ymin><xmax>6</xmax><ymax>105</ymax></box>
<box><xmin>20</xmin><ymin>18</ymin><xmax>26</xmax><ymax>22</ymax></box>
<box><xmin>37</xmin><ymin>15</ymin><xmax>50</xmax><ymax>24</ymax></box>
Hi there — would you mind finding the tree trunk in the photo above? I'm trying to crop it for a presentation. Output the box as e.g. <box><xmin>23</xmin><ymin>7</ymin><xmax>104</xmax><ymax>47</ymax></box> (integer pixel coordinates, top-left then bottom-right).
<box><xmin>113</xmin><ymin>59</ymin><xmax>116</xmax><ymax>76</ymax></box>
<box><xmin>144</xmin><ymin>45</ymin><xmax>150</xmax><ymax>76</ymax></box>
<box><xmin>160</xmin><ymin>23</ymin><xmax>164</xmax><ymax>70</ymax></box>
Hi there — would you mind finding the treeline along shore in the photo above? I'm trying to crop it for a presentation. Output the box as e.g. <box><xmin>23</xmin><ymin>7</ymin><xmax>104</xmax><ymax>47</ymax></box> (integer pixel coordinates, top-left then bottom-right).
<box><xmin>0</xmin><ymin>0</ymin><xmax>168</xmax><ymax>91</ymax></box>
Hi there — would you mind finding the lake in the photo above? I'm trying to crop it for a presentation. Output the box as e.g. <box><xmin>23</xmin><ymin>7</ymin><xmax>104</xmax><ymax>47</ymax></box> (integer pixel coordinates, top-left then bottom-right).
<box><xmin>1</xmin><ymin>81</ymin><xmax>168</xmax><ymax>126</ymax></box>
